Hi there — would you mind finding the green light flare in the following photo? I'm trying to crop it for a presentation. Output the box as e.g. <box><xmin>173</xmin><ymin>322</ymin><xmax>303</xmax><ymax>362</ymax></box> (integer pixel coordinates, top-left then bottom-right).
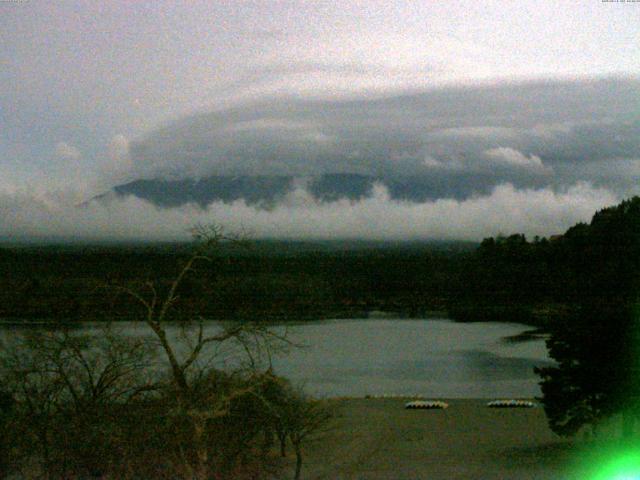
<box><xmin>586</xmin><ymin>448</ymin><xmax>640</xmax><ymax>480</ymax></box>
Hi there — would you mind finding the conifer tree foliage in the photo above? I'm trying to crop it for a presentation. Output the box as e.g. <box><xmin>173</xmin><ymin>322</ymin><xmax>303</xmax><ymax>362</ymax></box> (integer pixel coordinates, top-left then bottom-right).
<box><xmin>535</xmin><ymin>197</ymin><xmax>640</xmax><ymax>437</ymax></box>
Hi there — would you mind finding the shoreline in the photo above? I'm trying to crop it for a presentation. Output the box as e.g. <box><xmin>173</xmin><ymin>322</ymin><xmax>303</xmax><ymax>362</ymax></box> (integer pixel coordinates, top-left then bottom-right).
<box><xmin>0</xmin><ymin>310</ymin><xmax>538</xmax><ymax>327</ymax></box>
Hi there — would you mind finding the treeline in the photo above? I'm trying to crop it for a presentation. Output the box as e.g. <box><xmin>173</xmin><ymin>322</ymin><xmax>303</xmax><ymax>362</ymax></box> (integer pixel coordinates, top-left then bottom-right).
<box><xmin>451</xmin><ymin>196</ymin><xmax>640</xmax><ymax>327</ymax></box>
<box><xmin>2</xmin><ymin>197</ymin><xmax>638</xmax><ymax>327</ymax></box>
<box><xmin>0</xmin><ymin>242</ymin><xmax>469</xmax><ymax>322</ymax></box>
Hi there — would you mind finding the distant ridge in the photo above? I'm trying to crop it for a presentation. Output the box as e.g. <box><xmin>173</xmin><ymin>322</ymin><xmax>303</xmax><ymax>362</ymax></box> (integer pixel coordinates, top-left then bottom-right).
<box><xmin>89</xmin><ymin>172</ymin><xmax>515</xmax><ymax>209</ymax></box>
<box><xmin>0</xmin><ymin>237</ymin><xmax>478</xmax><ymax>253</ymax></box>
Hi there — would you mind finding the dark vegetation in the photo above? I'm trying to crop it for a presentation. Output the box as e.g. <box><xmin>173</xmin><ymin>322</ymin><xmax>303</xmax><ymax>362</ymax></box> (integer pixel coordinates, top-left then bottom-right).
<box><xmin>0</xmin><ymin>326</ymin><xmax>331</xmax><ymax>479</ymax></box>
<box><xmin>454</xmin><ymin>196</ymin><xmax>640</xmax><ymax>439</ymax></box>
<box><xmin>0</xmin><ymin>240</ymin><xmax>473</xmax><ymax>323</ymax></box>
<box><xmin>0</xmin><ymin>197</ymin><xmax>634</xmax><ymax>331</ymax></box>
<box><xmin>0</xmin><ymin>228</ymin><xmax>333</xmax><ymax>479</ymax></box>
<box><xmin>452</xmin><ymin>198</ymin><xmax>638</xmax><ymax>328</ymax></box>
<box><xmin>534</xmin><ymin>197</ymin><xmax>640</xmax><ymax>438</ymax></box>
<box><xmin>449</xmin><ymin>194</ymin><xmax>640</xmax><ymax>440</ymax></box>
<box><xmin>1</xmin><ymin>195</ymin><xmax>639</xmax><ymax>468</ymax></box>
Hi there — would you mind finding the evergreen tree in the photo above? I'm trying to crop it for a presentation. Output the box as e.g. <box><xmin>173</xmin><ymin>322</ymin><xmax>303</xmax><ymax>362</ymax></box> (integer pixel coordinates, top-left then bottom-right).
<box><xmin>536</xmin><ymin>197</ymin><xmax>640</xmax><ymax>437</ymax></box>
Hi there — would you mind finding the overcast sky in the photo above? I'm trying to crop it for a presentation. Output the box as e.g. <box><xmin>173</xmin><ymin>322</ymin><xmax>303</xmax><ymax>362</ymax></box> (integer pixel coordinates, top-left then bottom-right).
<box><xmin>1</xmin><ymin>1</ymin><xmax>639</xmax><ymax>241</ymax></box>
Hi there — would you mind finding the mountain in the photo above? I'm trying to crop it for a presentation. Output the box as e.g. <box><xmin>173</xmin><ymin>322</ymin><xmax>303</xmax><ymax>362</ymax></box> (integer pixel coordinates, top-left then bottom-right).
<box><xmin>93</xmin><ymin>172</ymin><xmax>537</xmax><ymax>209</ymax></box>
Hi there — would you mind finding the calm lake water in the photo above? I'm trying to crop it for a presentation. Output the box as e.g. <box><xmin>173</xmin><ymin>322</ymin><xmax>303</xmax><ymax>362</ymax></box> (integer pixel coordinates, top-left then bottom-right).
<box><xmin>0</xmin><ymin>318</ymin><xmax>552</xmax><ymax>398</ymax></box>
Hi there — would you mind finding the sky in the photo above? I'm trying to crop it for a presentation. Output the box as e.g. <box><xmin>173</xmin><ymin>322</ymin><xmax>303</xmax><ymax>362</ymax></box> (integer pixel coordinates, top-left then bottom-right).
<box><xmin>1</xmin><ymin>0</ymin><xmax>639</xmax><ymax>241</ymax></box>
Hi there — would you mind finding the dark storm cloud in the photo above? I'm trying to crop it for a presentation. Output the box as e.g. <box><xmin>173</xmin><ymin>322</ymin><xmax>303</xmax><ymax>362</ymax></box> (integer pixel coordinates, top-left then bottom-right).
<box><xmin>129</xmin><ymin>78</ymin><xmax>640</xmax><ymax>200</ymax></box>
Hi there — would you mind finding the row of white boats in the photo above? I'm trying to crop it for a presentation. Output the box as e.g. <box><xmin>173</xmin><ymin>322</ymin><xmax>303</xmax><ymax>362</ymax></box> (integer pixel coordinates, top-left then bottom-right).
<box><xmin>365</xmin><ymin>394</ymin><xmax>536</xmax><ymax>410</ymax></box>
<box><xmin>403</xmin><ymin>399</ymin><xmax>536</xmax><ymax>409</ymax></box>
<box><xmin>361</xmin><ymin>394</ymin><xmax>537</xmax><ymax>409</ymax></box>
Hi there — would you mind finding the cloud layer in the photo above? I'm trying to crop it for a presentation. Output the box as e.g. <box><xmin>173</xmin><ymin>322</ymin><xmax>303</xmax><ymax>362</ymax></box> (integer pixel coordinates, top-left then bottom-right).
<box><xmin>2</xmin><ymin>2</ymin><xmax>639</xmax><ymax>241</ymax></box>
<box><xmin>125</xmin><ymin>78</ymin><xmax>640</xmax><ymax>201</ymax></box>
<box><xmin>1</xmin><ymin>78</ymin><xmax>638</xmax><ymax>241</ymax></box>
<box><xmin>0</xmin><ymin>180</ymin><xmax>618</xmax><ymax>242</ymax></box>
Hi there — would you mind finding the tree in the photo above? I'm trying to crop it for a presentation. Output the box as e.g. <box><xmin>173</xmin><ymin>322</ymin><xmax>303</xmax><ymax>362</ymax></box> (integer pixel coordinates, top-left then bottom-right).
<box><xmin>0</xmin><ymin>325</ymin><xmax>153</xmax><ymax>479</ymax></box>
<box><xmin>0</xmin><ymin>224</ymin><xmax>320</xmax><ymax>479</ymax></box>
<box><xmin>284</xmin><ymin>395</ymin><xmax>331</xmax><ymax>480</ymax></box>
<box><xmin>536</xmin><ymin>300</ymin><xmax>640</xmax><ymax>438</ymax></box>
<box><xmin>116</xmin><ymin>224</ymin><xmax>291</xmax><ymax>479</ymax></box>
<box><xmin>264</xmin><ymin>383</ymin><xmax>332</xmax><ymax>480</ymax></box>
<box><xmin>535</xmin><ymin>197</ymin><xmax>640</xmax><ymax>438</ymax></box>
<box><xmin>0</xmin><ymin>389</ymin><xmax>14</xmax><ymax>480</ymax></box>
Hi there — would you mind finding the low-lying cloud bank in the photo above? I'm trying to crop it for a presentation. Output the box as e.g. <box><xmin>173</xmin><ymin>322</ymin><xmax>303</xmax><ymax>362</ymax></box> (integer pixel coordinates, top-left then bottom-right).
<box><xmin>0</xmin><ymin>181</ymin><xmax>618</xmax><ymax>242</ymax></box>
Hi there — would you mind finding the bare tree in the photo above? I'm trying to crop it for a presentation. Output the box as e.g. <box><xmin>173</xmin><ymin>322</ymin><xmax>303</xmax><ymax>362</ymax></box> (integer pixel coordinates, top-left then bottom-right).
<box><xmin>262</xmin><ymin>380</ymin><xmax>333</xmax><ymax>480</ymax></box>
<box><xmin>286</xmin><ymin>393</ymin><xmax>333</xmax><ymax>480</ymax></box>
<box><xmin>115</xmin><ymin>224</ymin><xmax>290</xmax><ymax>479</ymax></box>
<box><xmin>0</xmin><ymin>325</ymin><xmax>153</xmax><ymax>479</ymax></box>
<box><xmin>0</xmin><ymin>224</ymin><xmax>307</xmax><ymax>479</ymax></box>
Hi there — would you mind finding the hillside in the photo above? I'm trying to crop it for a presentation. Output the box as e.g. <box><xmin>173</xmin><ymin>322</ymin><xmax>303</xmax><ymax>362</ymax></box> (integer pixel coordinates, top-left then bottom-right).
<box><xmin>450</xmin><ymin>196</ymin><xmax>640</xmax><ymax>325</ymax></box>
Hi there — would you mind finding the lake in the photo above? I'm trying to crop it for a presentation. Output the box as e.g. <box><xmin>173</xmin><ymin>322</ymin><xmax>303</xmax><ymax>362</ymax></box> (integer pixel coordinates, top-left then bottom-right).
<box><xmin>0</xmin><ymin>318</ymin><xmax>552</xmax><ymax>399</ymax></box>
